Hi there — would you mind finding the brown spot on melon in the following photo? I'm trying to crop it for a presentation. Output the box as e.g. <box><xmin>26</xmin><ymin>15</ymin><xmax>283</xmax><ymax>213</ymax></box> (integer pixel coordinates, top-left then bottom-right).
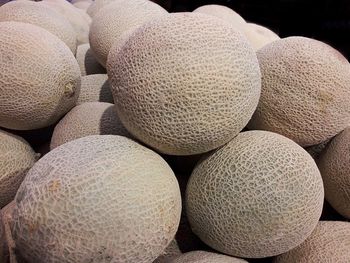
<box><xmin>186</xmin><ymin>130</ymin><xmax>324</xmax><ymax>258</ymax></box>
<box><xmin>77</xmin><ymin>74</ymin><xmax>113</xmax><ymax>105</ymax></box>
<box><xmin>76</xmin><ymin>43</ymin><xmax>106</xmax><ymax>75</ymax></box>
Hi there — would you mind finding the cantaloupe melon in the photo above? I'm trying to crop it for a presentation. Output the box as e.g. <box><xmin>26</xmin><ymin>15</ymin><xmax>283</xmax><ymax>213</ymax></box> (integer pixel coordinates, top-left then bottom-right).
<box><xmin>50</xmin><ymin>102</ymin><xmax>131</xmax><ymax>149</ymax></box>
<box><xmin>107</xmin><ymin>13</ymin><xmax>261</xmax><ymax>155</ymax></box>
<box><xmin>0</xmin><ymin>1</ymin><xmax>77</xmax><ymax>54</ymax></box>
<box><xmin>12</xmin><ymin>135</ymin><xmax>181</xmax><ymax>263</ymax></box>
<box><xmin>193</xmin><ymin>5</ymin><xmax>246</xmax><ymax>32</ymax></box>
<box><xmin>317</xmin><ymin>127</ymin><xmax>350</xmax><ymax>219</ymax></box>
<box><xmin>1</xmin><ymin>201</ymin><xmax>15</xmax><ymax>263</ymax></box>
<box><xmin>171</xmin><ymin>251</ymin><xmax>247</xmax><ymax>263</ymax></box>
<box><xmin>86</xmin><ymin>0</ymin><xmax>116</xmax><ymax>17</ymax></box>
<box><xmin>243</xmin><ymin>23</ymin><xmax>280</xmax><ymax>50</ymax></box>
<box><xmin>40</xmin><ymin>0</ymin><xmax>90</xmax><ymax>45</ymax></box>
<box><xmin>274</xmin><ymin>221</ymin><xmax>350</xmax><ymax>263</ymax></box>
<box><xmin>0</xmin><ymin>22</ymin><xmax>81</xmax><ymax>130</ymax></box>
<box><xmin>248</xmin><ymin>37</ymin><xmax>350</xmax><ymax>146</ymax></box>
<box><xmin>77</xmin><ymin>74</ymin><xmax>113</xmax><ymax>105</ymax></box>
<box><xmin>76</xmin><ymin>43</ymin><xmax>106</xmax><ymax>76</ymax></box>
<box><xmin>89</xmin><ymin>0</ymin><xmax>167</xmax><ymax>66</ymax></box>
<box><xmin>0</xmin><ymin>130</ymin><xmax>37</xmax><ymax>208</ymax></box>
<box><xmin>186</xmin><ymin>130</ymin><xmax>324</xmax><ymax>258</ymax></box>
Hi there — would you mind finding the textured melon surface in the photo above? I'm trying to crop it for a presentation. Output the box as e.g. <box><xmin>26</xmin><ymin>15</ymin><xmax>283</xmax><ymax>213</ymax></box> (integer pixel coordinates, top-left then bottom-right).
<box><xmin>0</xmin><ymin>1</ymin><xmax>77</xmax><ymax>54</ymax></box>
<box><xmin>0</xmin><ymin>130</ymin><xmax>37</xmax><ymax>208</ymax></box>
<box><xmin>153</xmin><ymin>239</ymin><xmax>182</xmax><ymax>263</ymax></box>
<box><xmin>77</xmin><ymin>74</ymin><xmax>113</xmax><ymax>105</ymax></box>
<box><xmin>249</xmin><ymin>37</ymin><xmax>350</xmax><ymax>146</ymax></box>
<box><xmin>76</xmin><ymin>43</ymin><xmax>106</xmax><ymax>75</ymax></box>
<box><xmin>107</xmin><ymin>13</ymin><xmax>261</xmax><ymax>155</ymax></box>
<box><xmin>41</xmin><ymin>0</ymin><xmax>90</xmax><ymax>45</ymax></box>
<box><xmin>0</xmin><ymin>22</ymin><xmax>81</xmax><ymax>130</ymax></box>
<box><xmin>50</xmin><ymin>102</ymin><xmax>131</xmax><ymax>149</ymax></box>
<box><xmin>186</xmin><ymin>130</ymin><xmax>324</xmax><ymax>258</ymax></box>
<box><xmin>274</xmin><ymin>221</ymin><xmax>350</xmax><ymax>263</ymax></box>
<box><xmin>193</xmin><ymin>5</ymin><xmax>245</xmax><ymax>32</ymax></box>
<box><xmin>86</xmin><ymin>0</ymin><xmax>116</xmax><ymax>17</ymax></box>
<box><xmin>0</xmin><ymin>208</ymin><xmax>7</xmax><ymax>262</ymax></box>
<box><xmin>89</xmin><ymin>0</ymin><xmax>167</xmax><ymax>66</ymax></box>
<box><xmin>2</xmin><ymin>201</ymin><xmax>15</xmax><ymax>263</ymax></box>
<box><xmin>12</xmin><ymin>135</ymin><xmax>181</xmax><ymax>263</ymax></box>
<box><xmin>317</xmin><ymin>127</ymin><xmax>350</xmax><ymax>219</ymax></box>
<box><xmin>171</xmin><ymin>251</ymin><xmax>247</xmax><ymax>263</ymax></box>
<box><xmin>243</xmin><ymin>23</ymin><xmax>280</xmax><ymax>50</ymax></box>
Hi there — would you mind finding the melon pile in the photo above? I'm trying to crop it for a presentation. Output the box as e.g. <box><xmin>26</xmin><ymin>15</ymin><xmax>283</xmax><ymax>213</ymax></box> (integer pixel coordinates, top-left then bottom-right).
<box><xmin>0</xmin><ymin>1</ymin><xmax>349</xmax><ymax>263</ymax></box>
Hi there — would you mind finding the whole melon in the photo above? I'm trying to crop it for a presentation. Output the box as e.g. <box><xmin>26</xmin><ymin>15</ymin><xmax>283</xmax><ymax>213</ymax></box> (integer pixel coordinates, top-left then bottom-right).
<box><xmin>107</xmin><ymin>13</ymin><xmax>261</xmax><ymax>155</ymax></box>
<box><xmin>243</xmin><ymin>23</ymin><xmax>280</xmax><ymax>50</ymax></box>
<box><xmin>0</xmin><ymin>1</ymin><xmax>77</xmax><ymax>54</ymax></box>
<box><xmin>317</xmin><ymin>127</ymin><xmax>350</xmax><ymax>219</ymax></box>
<box><xmin>40</xmin><ymin>0</ymin><xmax>90</xmax><ymax>45</ymax></box>
<box><xmin>76</xmin><ymin>43</ymin><xmax>106</xmax><ymax>76</ymax></box>
<box><xmin>248</xmin><ymin>37</ymin><xmax>350</xmax><ymax>146</ymax></box>
<box><xmin>77</xmin><ymin>74</ymin><xmax>113</xmax><ymax>105</ymax></box>
<box><xmin>186</xmin><ymin>130</ymin><xmax>324</xmax><ymax>258</ymax></box>
<box><xmin>86</xmin><ymin>0</ymin><xmax>116</xmax><ymax>17</ymax></box>
<box><xmin>193</xmin><ymin>5</ymin><xmax>246</xmax><ymax>32</ymax></box>
<box><xmin>50</xmin><ymin>102</ymin><xmax>131</xmax><ymax>149</ymax></box>
<box><xmin>171</xmin><ymin>251</ymin><xmax>247</xmax><ymax>263</ymax></box>
<box><xmin>0</xmin><ymin>22</ymin><xmax>81</xmax><ymax>130</ymax></box>
<box><xmin>12</xmin><ymin>135</ymin><xmax>181</xmax><ymax>263</ymax></box>
<box><xmin>274</xmin><ymin>221</ymin><xmax>350</xmax><ymax>263</ymax></box>
<box><xmin>89</xmin><ymin>0</ymin><xmax>167</xmax><ymax>66</ymax></box>
<box><xmin>0</xmin><ymin>130</ymin><xmax>37</xmax><ymax>208</ymax></box>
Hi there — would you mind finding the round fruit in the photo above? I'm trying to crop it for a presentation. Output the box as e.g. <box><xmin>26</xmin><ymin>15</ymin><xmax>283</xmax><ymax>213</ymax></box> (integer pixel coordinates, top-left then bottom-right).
<box><xmin>50</xmin><ymin>102</ymin><xmax>131</xmax><ymax>149</ymax></box>
<box><xmin>186</xmin><ymin>130</ymin><xmax>324</xmax><ymax>258</ymax></box>
<box><xmin>76</xmin><ymin>43</ymin><xmax>106</xmax><ymax>76</ymax></box>
<box><xmin>0</xmin><ymin>1</ymin><xmax>76</xmax><ymax>54</ymax></box>
<box><xmin>89</xmin><ymin>0</ymin><xmax>167</xmax><ymax>66</ymax></box>
<box><xmin>171</xmin><ymin>251</ymin><xmax>247</xmax><ymax>263</ymax></box>
<box><xmin>0</xmin><ymin>130</ymin><xmax>37</xmax><ymax>208</ymax></box>
<box><xmin>107</xmin><ymin>13</ymin><xmax>261</xmax><ymax>155</ymax></box>
<box><xmin>243</xmin><ymin>23</ymin><xmax>279</xmax><ymax>50</ymax></box>
<box><xmin>0</xmin><ymin>22</ymin><xmax>81</xmax><ymax>130</ymax></box>
<box><xmin>248</xmin><ymin>36</ymin><xmax>350</xmax><ymax>146</ymax></box>
<box><xmin>77</xmin><ymin>75</ymin><xmax>113</xmax><ymax>105</ymax></box>
<box><xmin>12</xmin><ymin>135</ymin><xmax>181</xmax><ymax>263</ymax></box>
<box><xmin>317</xmin><ymin>127</ymin><xmax>350</xmax><ymax>219</ymax></box>
<box><xmin>274</xmin><ymin>221</ymin><xmax>350</xmax><ymax>263</ymax></box>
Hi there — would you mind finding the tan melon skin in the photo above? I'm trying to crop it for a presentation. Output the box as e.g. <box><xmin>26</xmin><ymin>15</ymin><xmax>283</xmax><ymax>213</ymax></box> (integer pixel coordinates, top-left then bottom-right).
<box><xmin>77</xmin><ymin>74</ymin><xmax>113</xmax><ymax>105</ymax></box>
<box><xmin>274</xmin><ymin>221</ymin><xmax>350</xmax><ymax>263</ymax></box>
<box><xmin>171</xmin><ymin>251</ymin><xmax>247</xmax><ymax>263</ymax></box>
<box><xmin>0</xmin><ymin>1</ymin><xmax>77</xmax><ymax>54</ymax></box>
<box><xmin>317</xmin><ymin>127</ymin><xmax>350</xmax><ymax>219</ymax></box>
<box><xmin>12</xmin><ymin>135</ymin><xmax>181</xmax><ymax>263</ymax></box>
<box><xmin>248</xmin><ymin>36</ymin><xmax>350</xmax><ymax>147</ymax></box>
<box><xmin>0</xmin><ymin>22</ymin><xmax>81</xmax><ymax>130</ymax></box>
<box><xmin>50</xmin><ymin>102</ymin><xmax>131</xmax><ymax>149</ymax></box>
<box><xmin>108</xmin><ymin>13</ymin><xmax>261</xmax><ymax>155</ymax></box>
<box><xmin>243</xmin><ymin>23</ymin><xmax>280</xmax><ymax>51</ymax></box>
<box><xmin>186</xmin><ymin>130</ymin><xmax>324</xmax><ymax>258</ymax></box>
<box><xmin>76</xmin><ymin>43</ymin><xmax>106</xmax><ymax>76</ymax></box>
<box><xmin>89</xmin><ymin>0</ymin><xmax>168</xmax><ymax>66</ymax></box>
<box><xmin>0</xmin><ymin>208</ymin><xmax>8</xmax><ymax>262</ymax></box>
<box><xmin>0</xmin><ymin>130</ymin><xmax>37</xmax><ymax>209</ymax></box>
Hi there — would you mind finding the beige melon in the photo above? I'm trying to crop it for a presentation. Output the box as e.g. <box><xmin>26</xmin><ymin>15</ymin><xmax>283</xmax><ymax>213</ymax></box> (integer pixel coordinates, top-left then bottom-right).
<box><xmin>243</xmin><ymin>23</ymin><xmax>280</xmax><ymax>50</ymax></box>
<box><xmin>77</xmin><ymin>74</ymin><xmax>113</xmax><ymax>105</ymax></box>
<box><xmin>274</xmin><ymin>221</ymin><xmax>350</xmax><ymax>263</ymax></box>
<box><xmin>317</xmin><ymin>127</ymin><xmax>350</xmax><ymax>219</ymax></box>
<box><xmin>0</xmin><ymin>130</ymin><xmax>37</xmax><ymax>208</ymax></box>
<box><xmin>0</xmin><ymin>1</ymin><xmax>77</xmax><ymax>53</ymax></box>
<box><xmin>76</xmin><ymin>43</ymin><xmax>106</xmax><ymax>76</ymax></box>
<box><xmin>12</xmin><ymin>135</ymin><xmax>181</xmax><ymax>263</ymax></box>
<box><xmin>171</xmin><ymin>251</ymin><xmax>247</xmax><ymax>263</ymax></box>
<box><xmin>41</xmin><ymin>0</ymin><xmax>90</xmax><ymax>45</ymax></box>
<box><xmin>50</xmin><ymin>102</ymin><xmax>131</xmax><ymax>149</ymax></box>
<box><xmin>89</xmin><ymin>0</ymin><xmax>167</xmax><ymax>66</ymax></box>
<box><xmin>107</xmin><ymin>13</ymin><xmax>261</xmax><ymax>155</ymax></box>
<box><xmin>86</xmin><ymin>0</ymin><xmax>116</xmax><ymax>17</ymax></box>
<box><xmin>0</xmin><ymin>22</ymin><xmax>81</xmax><ymax>130</ymax></box>
<box><xmin>248</xmin><ymin>37</ymin><xmax>350</xmax><ymax>146</ymax></box>
<box><xmin>186</xmin><ymin>130</ymin><xmax>324</xmax><ymax>258</ymax></box>
<box><xmin>193</xmin><ymin>5</ymin><xmax>246</xmax><ymax>32</ymax></box>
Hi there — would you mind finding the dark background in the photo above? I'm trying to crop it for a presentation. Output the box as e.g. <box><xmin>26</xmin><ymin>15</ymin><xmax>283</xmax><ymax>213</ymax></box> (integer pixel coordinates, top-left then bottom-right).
<box><xmin>152</xmin><ymin>0</ymin><xmax>350</xmax><ymax>59</ymax></box>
